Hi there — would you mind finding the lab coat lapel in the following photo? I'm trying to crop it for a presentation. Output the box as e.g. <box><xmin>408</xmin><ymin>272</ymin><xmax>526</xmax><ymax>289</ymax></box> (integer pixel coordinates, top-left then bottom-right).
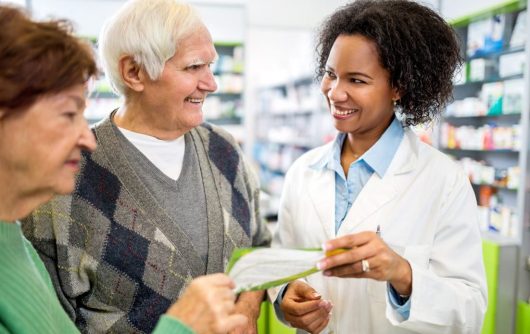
<box><xmin>307</xmin><ymin>168</ymin><xmax>335</xmax><ymax>240</ymax></box>
<box><xmin>341</xmin><ymin>130</ymin><xmax>418</xmax><ymax>229</ymax></box>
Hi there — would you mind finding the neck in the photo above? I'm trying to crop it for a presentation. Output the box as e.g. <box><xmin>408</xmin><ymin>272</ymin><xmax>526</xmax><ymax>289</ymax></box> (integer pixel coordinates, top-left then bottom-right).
<box><xmin>114</xmin><ymin>99</ymin><xmax>188</xmax><ymax>141</ymax></box>
<box><xmin>343</xmin><ymin>133</ymin><xmax>378</xmax><ymax>159</ymax></box>
<box><xmin>344</xmin><ymin>116</ymin><xmax>394</xmax><ymax>157</ymax></box>
<box><xmin>0</xmin><ymin>170</ymin><xmax>52</xmax><ymax>221</ymax></box>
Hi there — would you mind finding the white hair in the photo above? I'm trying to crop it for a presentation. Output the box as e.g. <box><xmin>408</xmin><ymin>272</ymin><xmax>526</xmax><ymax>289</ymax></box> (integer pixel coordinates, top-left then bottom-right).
<box><xmin>98</xmin><ymin>0</ymin><xmax>203</xmax><ymax>95</ymax></box>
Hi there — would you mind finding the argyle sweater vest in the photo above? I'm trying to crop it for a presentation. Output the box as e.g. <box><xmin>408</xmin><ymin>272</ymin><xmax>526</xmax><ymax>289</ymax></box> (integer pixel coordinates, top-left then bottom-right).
<box><xmin>22</xmin><ymin>115</ymin><xmax>271</xmax><ymax>333</ymax></box>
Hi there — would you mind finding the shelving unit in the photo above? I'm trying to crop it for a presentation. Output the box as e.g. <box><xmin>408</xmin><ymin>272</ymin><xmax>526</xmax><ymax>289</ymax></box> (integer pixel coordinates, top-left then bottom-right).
<box><xmin>84</xmin><ymin>41</ymin><xmax>246</xmax><ymax>142</ymax></box>
<box><xmin>253</xmin><ymin>76</ymin><xmax>336</xmax><ymax>220</ymax></box>
<box><xmin>437</xmin><ymin>2</ymin><xmax>530</xmax><ymax>333</ymax></box>
<box><xmin>440</xmin><ymin>2</ymin><xmax>527</xmax><ymax>242</ymax></box>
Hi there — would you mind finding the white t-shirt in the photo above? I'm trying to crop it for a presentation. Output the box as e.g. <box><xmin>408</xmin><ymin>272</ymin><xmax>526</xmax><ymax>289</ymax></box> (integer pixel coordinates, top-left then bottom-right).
<box><xmin>118</xmin><ymin>127</ymin><xmax>185</xmax><ymax>181</ymax></box>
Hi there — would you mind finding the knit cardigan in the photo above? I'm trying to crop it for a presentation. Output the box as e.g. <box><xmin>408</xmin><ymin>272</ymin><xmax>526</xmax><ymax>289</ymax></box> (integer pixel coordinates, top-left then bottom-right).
<box><xmin>22</xmin><ymin>115</ymin><xmax>271</xmax><ymax>333</ymax></box>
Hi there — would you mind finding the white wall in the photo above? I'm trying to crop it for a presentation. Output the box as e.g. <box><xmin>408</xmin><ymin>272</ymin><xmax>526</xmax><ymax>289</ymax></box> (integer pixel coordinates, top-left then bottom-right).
<box><xmin>30</xmin><ymin>0</ymin><xmax>245</xmax><ymax>41</ymax></box>
<box><xmin>0</xmin><ymin>0</ymin><xmax>26</xmax><ymax>6</ymax></box>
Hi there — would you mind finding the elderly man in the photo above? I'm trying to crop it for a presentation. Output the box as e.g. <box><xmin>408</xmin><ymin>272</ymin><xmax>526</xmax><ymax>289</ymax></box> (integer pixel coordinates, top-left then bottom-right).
<box><xmin>22</xmin><ymin>0</ymin><xmax>271</xmax><ymax>333</ymax></box>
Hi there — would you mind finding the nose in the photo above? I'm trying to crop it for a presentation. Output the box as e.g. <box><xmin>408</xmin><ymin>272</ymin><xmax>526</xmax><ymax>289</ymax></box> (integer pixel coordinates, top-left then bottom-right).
<box><xmin>198</xmin><ymin>67</ymin><xmax>218</xmax><ymax>93</ymax></box>
<box><xmin>78</xmin><ymin>121</ymin><xmax>97</xmax><ymax>152</ymax></box>
<box><xmin>323</xmin><ymin>78</ymin><xmax>347</xmax><ymax>103</ymax></box>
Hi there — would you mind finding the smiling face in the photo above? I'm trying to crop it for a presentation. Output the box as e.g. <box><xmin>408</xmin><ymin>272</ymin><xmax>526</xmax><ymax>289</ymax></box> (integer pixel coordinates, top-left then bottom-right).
<box><xmin>0</xmin><ymin>84</ymin><xmax>96</xmax><ymax>198</ymax></box>
<box><xmin>321</xmin><ymin>34</ymin><xmax>400</xmax><ymax>142</ymax></box>
<box><xmin>139</xmin><ymin>25</ymin><xmax>218</xmax><ymax>136</ymax></box>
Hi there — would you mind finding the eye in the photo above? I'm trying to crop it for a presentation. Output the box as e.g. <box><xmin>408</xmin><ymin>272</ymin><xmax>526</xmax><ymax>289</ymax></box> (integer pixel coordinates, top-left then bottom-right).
<box><xmin>350</xmin><ymin>78</ymin><xmax>366</xmax><ymax>84</ymax></box>
<box><xmin>186</xmin><ymin>64</ymin><xmax>205</xmax><ymax>71</ymax></box>
<box><xmin>63</xmin><ymin>111</ymin><xmax>77</xmax><ymax>121</ymax></box>
<box><xmin>324</xmin><ymin>70</ymin><xmax>336</xmax><ymax>79</ymax></box>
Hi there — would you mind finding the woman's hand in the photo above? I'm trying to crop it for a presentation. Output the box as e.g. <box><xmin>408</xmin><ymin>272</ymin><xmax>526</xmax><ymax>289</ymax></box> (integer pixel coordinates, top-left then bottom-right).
<box><xmin>280</xmin><ymin>280</ymin><xmax>332</xmax><ymax>334</ymax></box>
<box><xmin>166</xmin><ymin>273</ymin><xmax>247</xmax><ymax>334</ymax></box>
<box><xmin>317</xmin><ymin>231</ymin><xmax>412</xmax><ymax>296</ymax></box>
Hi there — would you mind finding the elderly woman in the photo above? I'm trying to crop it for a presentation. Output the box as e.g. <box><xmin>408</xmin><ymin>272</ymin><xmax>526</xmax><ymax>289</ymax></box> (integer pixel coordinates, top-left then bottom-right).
<box><xmin>0</xmin><ymin>5</ymin><xmax>247</xmax><ymax>334</ymax></box>
<box><xmin>22</xmin><ymin>0</ymin><xmax>270</xmax><ymax>333</ymax></box>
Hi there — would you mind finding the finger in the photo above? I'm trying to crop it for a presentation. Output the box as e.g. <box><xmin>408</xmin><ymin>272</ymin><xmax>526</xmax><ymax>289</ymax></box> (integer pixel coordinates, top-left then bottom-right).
<box><xmin>285</xmin><ymin>307</ymin><xmax>326</xmax><ymax>330</ymax></box>
<box><xmin>319</xmin><ymin>242</ymin><xmax>377</xmax><ymax>271</ymax></box>
<box><xmin>311</xmin><ymin>315</ymin><xmax>331</xmax><ymax>334</ymax></box>
<box><xmin>215</xmin><ymin>287</ymin><xmax>237</xmax><ymax>302</ymax></box>
<box><xmin>325</xmin><ymin>255</ymin><xmax>381</xmax><ymax>278</ymax></box>
<box><xmin>296</xmin><ymin>301</ymin><xmax>331</xmax><ymax>327</ymax></box>
<box><xmin>323</xmin><ymin>262</ymin><xmax>364</xmax><ymax>277</ymax></box>
<box><xmin>282</xmin><ymin>299</ymin><xmax>323</xmax><ymax>316</ymax></box>
<box><xmin>216</xmin><ymin>314</ymin><xmax>248</xmax><ymax>334</ymax></box>
<box><xmin>291</xmin><ymin>281</ymin><xmax>321</xmax><ymax>301</ymax></box>
<box><xmin>197</xmin><ymin>273</ymin><xmax>236</xmax><ymax>289</ymax></box>
<box><xmin>323</xmin><ymin>231</ymin><xmax>373</xmax><ymax>251</ymax></box>
<box><xmin>216</xmin><ymin>299</ymin><xmax>238</xmax><ymax>316</ymax></box>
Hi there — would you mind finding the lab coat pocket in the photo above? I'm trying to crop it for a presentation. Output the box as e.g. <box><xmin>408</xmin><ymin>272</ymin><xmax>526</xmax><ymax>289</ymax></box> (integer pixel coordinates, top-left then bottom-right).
<box><xmin>403</xmin><ymin>244</ymin><xmax>431</xmax><ymax>269</ymax></box>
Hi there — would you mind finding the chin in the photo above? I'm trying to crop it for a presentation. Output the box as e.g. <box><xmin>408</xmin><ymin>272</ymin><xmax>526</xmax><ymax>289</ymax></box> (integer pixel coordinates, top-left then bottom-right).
<box><xmin>52</xmin><ymin>180</ymin><xmax>76</xmax><ymax>196</ymax></box>
<box><xmin>333</xmin><ymin>122</ymin><xmax>356</xmax><ymax>134</ymax></box>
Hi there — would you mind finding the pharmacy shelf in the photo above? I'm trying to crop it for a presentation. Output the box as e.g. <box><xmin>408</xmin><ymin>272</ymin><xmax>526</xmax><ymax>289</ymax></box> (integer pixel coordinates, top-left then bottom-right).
<box><xmin>471</xmin><ymin>182</ymin><xmax>518</xmax><ymax>191</ymax></box>
<box><xmin>468</xmin><ymin>45</ymin><xmax>525</xmax><ymax>60</ymax></box>
<box><xmin>455</xmin><ymin>73</ymin><xmax>525</xmax><ymax>88</ymax></box>
<box><xmin>441</xmin><ymin>3</ymin><xmax>530</xmax><ymax>332</ymax></box>
<box><xmin>444</xmin><ymin>113</ymin><xmax>521</xmax><ymax>120</ymax></box>
<box><xmin>442</xmin><ymin>148</ymin><xmax>520</xmax><ymax>153</ymax></box>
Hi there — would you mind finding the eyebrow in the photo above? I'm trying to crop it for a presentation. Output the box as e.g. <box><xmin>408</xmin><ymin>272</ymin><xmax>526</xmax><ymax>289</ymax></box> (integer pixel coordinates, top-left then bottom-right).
<box><xmin>188</xmin><ymin>54</ymin><xmax>219</xmax><ymax>66</ymax></box>
<box><xmin>326</xmin><ymin>66</ymin><xmax>373</xmax><ymax>80</ymax></box>
<box><xmin>67</xmin><ymin>95</ymin><xmax>86</xmax><ymax>110</ymax></box>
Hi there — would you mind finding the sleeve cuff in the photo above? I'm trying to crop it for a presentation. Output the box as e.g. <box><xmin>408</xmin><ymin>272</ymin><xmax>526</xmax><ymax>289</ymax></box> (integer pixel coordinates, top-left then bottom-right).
<box><xmin>273</xmin><ymin>284</ymin><xmax>289</xmax><ymax>324</ymax></box>
<box><xmin>152</xmin><ymin>314</ymin><xmax>195</xmax><ymax>334</ymax></box>
<box><xmin>387</xmin><ymin>283</ymin><xmax>411</xmax><ymax>320</ymax></box>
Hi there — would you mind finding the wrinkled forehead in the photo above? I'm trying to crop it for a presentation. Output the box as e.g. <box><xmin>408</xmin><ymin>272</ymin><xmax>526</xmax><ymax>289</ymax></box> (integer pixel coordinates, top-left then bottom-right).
<box><xmin>173</xmin><ymin>26</ymin><xmax>218</xmax><ymax>63</ymax></box>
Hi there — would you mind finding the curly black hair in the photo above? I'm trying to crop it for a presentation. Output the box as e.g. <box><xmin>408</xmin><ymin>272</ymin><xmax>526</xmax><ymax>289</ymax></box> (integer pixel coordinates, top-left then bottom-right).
<box><xmin>316</xmin><ymin>0</ymin><xmax>462</xmax><ymax>126</ymax></box>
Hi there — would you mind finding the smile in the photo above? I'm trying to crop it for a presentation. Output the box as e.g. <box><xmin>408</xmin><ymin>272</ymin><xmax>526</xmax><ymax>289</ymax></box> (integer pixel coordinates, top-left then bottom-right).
<box><xmin>185</xmin><ymin>97</ymin><xmax>203</xmax><ymax>103</ymax></box>
<box><xmin>333</xmin><ymin>108</ymin><xmax>358</xmax><ymax>116</ymax></box>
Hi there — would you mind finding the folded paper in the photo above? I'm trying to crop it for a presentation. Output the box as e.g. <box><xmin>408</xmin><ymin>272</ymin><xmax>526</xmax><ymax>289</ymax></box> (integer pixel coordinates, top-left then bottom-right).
<box><xmin>227</xmin><ymin>247</ymin><xmax>324</xmax><ymax>293</ymax></box>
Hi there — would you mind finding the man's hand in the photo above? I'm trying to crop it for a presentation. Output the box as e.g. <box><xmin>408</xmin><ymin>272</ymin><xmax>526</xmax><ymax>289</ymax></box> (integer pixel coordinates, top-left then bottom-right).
<box><xmin>229</xmin><ymin>290</ymin><xmax>264</xmax><ymax>334</ymax></box>
<box><xmin>166</xmin><ymin>274</ymin><xmax>247</xmax><ymax>334</ymax></box>
<box><xmin>280</xmin><ymin>280</ymin><xmax>332</xmax><ymax>334</ymax></box>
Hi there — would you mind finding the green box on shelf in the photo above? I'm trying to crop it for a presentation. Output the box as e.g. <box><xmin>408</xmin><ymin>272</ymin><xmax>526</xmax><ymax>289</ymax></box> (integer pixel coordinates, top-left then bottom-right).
<box><xmin>516</xmin><ymin>300</ymin><xmax>530</xmax><ymax>334</ymax></box>
<box><xmin>482</xmin><ymin>240</ymin><xmax>499</xmax><ymax>334</ymax></box>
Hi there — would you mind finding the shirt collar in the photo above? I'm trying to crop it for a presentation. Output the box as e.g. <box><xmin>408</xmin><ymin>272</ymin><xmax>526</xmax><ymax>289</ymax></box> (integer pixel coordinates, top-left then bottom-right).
<box><xmin>310</xmin><ymin>116</ymin><xmax>404</xmax><ymax>177</ymax></box>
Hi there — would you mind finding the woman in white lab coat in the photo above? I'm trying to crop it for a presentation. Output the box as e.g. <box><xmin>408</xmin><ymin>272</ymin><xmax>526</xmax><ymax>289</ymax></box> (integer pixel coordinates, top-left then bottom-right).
<box><xmin>272</xmin><ymin>1</ymin><xmax>487</xmax><ymax>333</ymax></box>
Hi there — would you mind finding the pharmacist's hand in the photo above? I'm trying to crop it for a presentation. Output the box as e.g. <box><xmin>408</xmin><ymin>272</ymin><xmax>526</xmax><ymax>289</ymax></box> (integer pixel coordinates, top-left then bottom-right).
<box><xmin>280</xmin><ymin>280</ymin><xmax>332</xmax><ymax>334</ymax></box>
<box><xmin>318</xmin><ymin>231</ymin><xmax>412</xmax><ymax>296</ymax></box>
<box><xmin>166</xmin><ymin>274</ymin><xmax>247</xmax><ymax>334</ymax></box>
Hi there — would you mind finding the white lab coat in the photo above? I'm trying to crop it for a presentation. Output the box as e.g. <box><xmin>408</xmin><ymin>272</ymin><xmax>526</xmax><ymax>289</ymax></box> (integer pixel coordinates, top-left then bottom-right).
<box><xmin>270</xmin><ymin>129</ymin><xmax>487</xmax><ymax>334</ymax></box>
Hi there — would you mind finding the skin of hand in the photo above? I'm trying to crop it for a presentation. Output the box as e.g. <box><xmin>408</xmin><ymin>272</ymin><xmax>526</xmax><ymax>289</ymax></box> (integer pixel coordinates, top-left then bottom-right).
<box><xmin>165</xmin><ymin>273</ymin><xmax>247</xmax><ymax>334</ymax></box>
<box><xmin>229</xmin><ymin>290</ymin><xmax>265</xmax><ymax>334</ymax></box>
<box><xmin>280</xmin><ymin>280</ymin><xmax>333</xmax><ymax>334</ymax></box>
<box><xmin>318</xmin><ymin>231</ymin><xmax>413</xmax><ymax>295</ymax></box>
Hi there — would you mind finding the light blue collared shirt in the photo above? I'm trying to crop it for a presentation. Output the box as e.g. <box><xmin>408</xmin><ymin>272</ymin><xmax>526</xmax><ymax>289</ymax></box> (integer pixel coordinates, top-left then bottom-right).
<box><xmin>275</xmin><ymin>117</ymin><xmax>411</xmax><ymax>319</ymax></box>
<box><xmin>310</xmin><ymin>116</ymin><xmax>404</xmax><ymax>233</ymax></box>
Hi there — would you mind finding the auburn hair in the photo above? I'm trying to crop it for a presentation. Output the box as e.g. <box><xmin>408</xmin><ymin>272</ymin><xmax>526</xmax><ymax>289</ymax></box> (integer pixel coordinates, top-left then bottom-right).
<box><xmin>0</xmin><ymin>6</ymin><xmax>98</xmax><ymax>114</ymax></box>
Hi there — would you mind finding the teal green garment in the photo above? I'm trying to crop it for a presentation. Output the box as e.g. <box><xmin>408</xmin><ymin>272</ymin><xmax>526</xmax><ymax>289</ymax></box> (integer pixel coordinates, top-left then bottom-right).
<box><xmin>0</xmin><ymin>221</ymin><xmax>192</xmax><ymax>334</ymax></box>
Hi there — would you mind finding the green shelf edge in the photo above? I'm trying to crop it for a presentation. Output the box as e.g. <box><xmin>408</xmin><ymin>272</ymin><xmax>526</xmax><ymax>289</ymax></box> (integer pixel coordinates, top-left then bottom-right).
<box><xmin>450</xmin><ymin>0</ymin><xmax>526</xmax><ymax>27</ymax></box>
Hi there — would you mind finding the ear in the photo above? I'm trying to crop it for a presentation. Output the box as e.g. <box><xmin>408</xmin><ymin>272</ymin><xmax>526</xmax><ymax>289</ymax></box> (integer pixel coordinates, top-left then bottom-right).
<box><xmin>392</xmin><ymin>86</ymin><xmax>402</xmax><ymax>102</ymax></box>
<box><xmin>119</xmin><ymin>55</ymin><xmax>145</xmax><ymax>92</ymax></box>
